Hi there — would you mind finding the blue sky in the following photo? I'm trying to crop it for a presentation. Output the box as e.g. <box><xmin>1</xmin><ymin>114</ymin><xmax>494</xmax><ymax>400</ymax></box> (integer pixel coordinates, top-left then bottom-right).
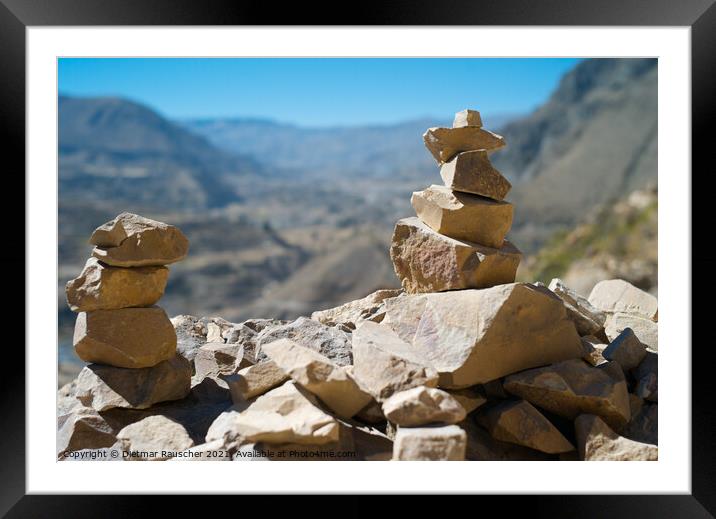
<box><xmin>58</xmin><ymin>58</ymin><xmax>582</xmax><ymax>127</ymax></box>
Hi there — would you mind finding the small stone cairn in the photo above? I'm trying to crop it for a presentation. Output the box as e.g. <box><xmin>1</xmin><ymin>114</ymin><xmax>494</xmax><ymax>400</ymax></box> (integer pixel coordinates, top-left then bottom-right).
<box><xmin>390</xmin><ymin>109</ymin><xmax>521</xmax><ymax>293</ymax></box>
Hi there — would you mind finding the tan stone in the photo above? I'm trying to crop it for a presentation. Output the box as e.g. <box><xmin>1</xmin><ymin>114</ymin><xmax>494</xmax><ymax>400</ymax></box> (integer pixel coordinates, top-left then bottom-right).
<box><xmin>423</xmin><ymin>126</ymin><xmax>505</xmax><ymax>164</ymax></box>
<box><xmin>73</xmin><ymin>306</ymin><xmax>176</xmax><ymax>368</ymax></box>
<box><xmin>588</xmin><ymin>279</ymin><xmax>658</xmax><ymax>320</ymax></box>
<box><xmin>603</xmin><ymin>328</ymin><xmax>647</xmax><ymax>371</ymax></box>
<box><xmin>461</xmin><ymin>418</ymin><xmax>553</xmax><ymax>461</ymax></box>
<box><xmin>91</xmin><ymin>212</ymin><xmax>189</xmax><ymax>267</ymax></box>
<box><xmin>57</xmin><ymin>406</ymin><xmax>117</xmax><ymax>456</ymax></box>
<box><xmin>224</xmin><ymin>360</ymin><xmax>289</xmax><ymax>403</ymax></box>
<box><xmin>262</xmin><ymin>339</ymin><xmax>372</xmax><ymax>418</ymax></box>
<box><xmin>392</xmin><ymin>424</ymin><xmax>467</xmax><ymax>460</ymax></box>
<box><xmin>205</xmin><ymin>381</ymin><xmax>340</xmax><ymax>446</ymax></box>
<box><xmin>548</xmin><ymin>278</ymin><xmax>606</xmax><ymax>336</ymax></box>
<box><xmin>117</xmin><ymin>415</ymin><xmax>194</xmax><ymax>461</ymax></box>
<box><xmin>453</xmin><ymin>109</ymin><xmax>482</xmax><ymax>128</ymax></box>
<box><xmin>503</xmin><ymin>359</ymin><xmax>631</xmax><ymax>429</ymax></box>
<box><xmin>390</xmin><ymin>217</ymin><xmax>521</xmax><ymax>294</ymax></box>
<box><xmin>193</xmin><ymin>342</ymin><xmax>247</xmax><ymax>381</ymax></box>
<box><xmin>382</xmin><ymin>386</ymin><xmax>466</xmax><ymax>426</ymax></box>
<box><xmin>581</xmin><ymin>335</ymin><xmax>608</xmax><ymax>366</ymax></box>
<box><xmin>381</xmin><ymin>293</ymin><xmax>430</xmax><ymax>343</ymax></box>
<box><xmin>605</xmin><ymin>313</ymin><xmax>658</xmax><ymax>351</ymax></box>
<box><xmin>75</xmin><ymin>354</ymin><xmax>192</xmax><ymax>411</ymax></box>
<box><xmin>446</xmin><ymin>387</ymin><xmax>487</xmax><ymax>414</ymax></box>
<box><xmin>65</xmin><ymin>257</ymin><xmax>168</xmax><ymax>312</ymax></box>
<box><xmin>352</xmin><ymin>322</ymin><xmax>439</xmax><ymax>401</ymax></box>
<box><xmin>311</xmin><ymin>289</ymin><xmax>402</xmax><ymax>329</ymax></box>
<box><xmin>411</xmin><ymin>185</ymin><xmax>513</xmax><ymax>247</ymax></box>
<box><xmin>406</xmin><ymin>284</ymin><xmax>584</xmax><ymax>388</ymax></box>
<box><xmin>440</xmin><ymin>150</ymin><xmax>511</xmax><ymax>200</ymax></box>
<box><xmin>476</xmin><ymin>400</ymin><xmax>574</xmax><ymax>454</ymax></box>
<box><xmin>575</xmin><ymin>414</ymin><xmax>657</xmax><ymax>461</ymax></box>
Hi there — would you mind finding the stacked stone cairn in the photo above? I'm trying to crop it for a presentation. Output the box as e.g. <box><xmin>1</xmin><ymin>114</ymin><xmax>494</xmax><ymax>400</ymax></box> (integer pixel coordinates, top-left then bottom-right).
<box><xmin>57</xmin><ymin>119</ymin><xmax>658</xmax><ymax>463</ymax></box>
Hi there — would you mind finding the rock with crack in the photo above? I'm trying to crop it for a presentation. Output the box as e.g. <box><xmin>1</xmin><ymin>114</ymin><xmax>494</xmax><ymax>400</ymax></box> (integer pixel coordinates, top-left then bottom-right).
<box><xmin>254</xmin><ymin>316</ymin><xmax>353</xmax><ymax>366</ymax></box>
<box><xmin>390</xmin><ymin>217</ymin><xmax>522</xmax><ymax>293</ymax></box>
<box><xmin>452</xmin><ymin>109</ymin><xmax>483</xmax><ymax>128</ymax></box>
<box><xmin>602</xmin><ymin>328</ymin><xmax>647</xmax><ymax>372</ymax></box>
<box><xmin>351</xmin><ymin>321</ymin><xmax>439</xmax><ymax>401</ymax></box>
<box><xmin>548</xmin><ymin>278</ymin><xmax>607</xmax><ymax>336</ymax></box>
<box><xmin>116</xmin><ymin>415</ymin><xmax>195</xmax><ymax>461</ymax></box>
<box><xmin>57</xmin><ymin>406</ymin><xmax>117</xmax><ymax>457</ymax></box>
<box><xmin>632</xmin><ymin>351</ymin><xmax>658</xmax><ymax>401</ymax></box>
<box><xmin>588</xmin><ymin>279</ymin><xmax>658</xmax><ymax>321</ymax></box>
<box><xmin>193</xmin><ymin>342</ymin><xmax>249</xmax><ymax>382</ymax></box>
<box><xmin>475</xmin><ymin>400</ymin><xmax>574</xmax><ymax>454</ymax></box>
<box><xmin>262</xmin><ymin>339</ymin><xmax>373</xmax><ymax>418</ymax></box>
<box><xmin>575</xmin><ymin>414</ymin><xmax>657</xmax><ymax>461</ymax></box>
<box><xmin>74</xmin><ymin>306</ymin><xmax>176</xmax><ymax>369</ymax></box>
<box><xmin>392</xmin><ymin>424</ymin><xmax>467</xmax><ymax>460</ymax></box>
<box><xmin>382</xmin><ymin>386</ymin><xmax>466</xmax><ymax>426</ymax></box>
<box><xmin>205</xmin><ymin>381</ymin><xmax>340</xmax><ymax>446</ymax></box>
<box><xmin>440</xmin><ymin>150</ymin><xmax>512</xmax><ymax>200</ymax></box>
<box><xmin>223</xmin><ymin>318</ymin><xmax>288</xmax><ymax>364</ymax></box>
<box><xmin>503</xmin><ymin>358</ymin><xmax>631</xmax><ymax>429</ymax></box>
<box><xmin>75</xmin><ymin>354</ymin><xmax>191</xmax><ymax>411</ymax></box>
<box><xmin>224</xmin><ymin>360</ymin><xmax>290</xmax><ymax>404</ymax></box>
<box><xmin>410</xmin><ymin>185</ymin><xmax>513</xmax><ymax>247</ymax></box>
<box><xmin>66</xmin><ymin>257</ymin><xmax>168</xmax><ymax>312</ymax></box>
<box><xmin>311</xmin><ymin>288</ymin><xmax>402</xmax><ymax>329</ymax></box>
<box><xmin>605</xmin><ymin>313</ymin><xmax>658</xmax><ymax>351</ymax></box>
<box><xmin>90</xmin><ymin>212</ymin><xmax>189</xmax><ymax>267</ymax></box>
<box><xmin>423</xmin><ymin>126</ymin><xmax>505</xmax><ymax>164</ymax></box>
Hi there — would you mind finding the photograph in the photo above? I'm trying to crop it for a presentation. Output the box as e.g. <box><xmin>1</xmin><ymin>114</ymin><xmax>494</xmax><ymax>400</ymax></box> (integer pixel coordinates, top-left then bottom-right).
<box><xmin>56</xmin><ymin>56</ymin><xmax>659</xmax><ymax>462</ymax></box>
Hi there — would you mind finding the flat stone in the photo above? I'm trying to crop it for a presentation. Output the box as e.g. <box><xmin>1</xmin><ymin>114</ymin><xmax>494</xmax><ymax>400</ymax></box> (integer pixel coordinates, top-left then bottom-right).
<box><xmin>116</xmin><ymin>415</ymin><xmax>194</xmax><ymax>461</ymax></box>
<box><xmin>440</xmin><ymin>150</ymin><xmax>511</xmax><ymax>200</ymax></box>
<box><xmin>453</xmin><ymin>109</ymin><xmax>482</xmax><ymax>128</ymax></box>
<box><xmin>548</xmin><ymin>278</ymin><xmax>606</xmax><ymax>336</ymax></box>
<box><xmin>57</xmin><ymin>406</ymin><xmax>117</xmax><ymax>456</ymax></box>
<box><xmin>575</xmin><ymin>414</ymin><xmax>657</xmax><ymax>461</ymax></box>
<box><xmin>75</xmin><ymin>354</ymin><xmax>192</xmax><ymax>411</ymax></box>
<box><xmin>66</xmin><ymin>257</ymin><xmax>168</xmax><ymax>312</ymax></box>
<box><xmin>381</xmin><ymin>293</ymin><xmax>430</xmax><ymax>343</ymax></box>
<box><xmin>74</xmin><ymin>306</ymin><xmax>176</xmax><ymax>368</ymax></box>
<box><xmin>262</xmin><ymin>339</ymin><xmax>372</xmax><ymax>418</ymax></box>
<box><xmin>406</xmin><ymin>283</ymin><xmax>584</xmax><ymax>388</ymax></box>
<box><xmin>603</xmin><ymin>328</ymin><xmax>647</xmax><ymax>371</ymax></box>
<box><xmin>423</xmin><ymin>126</ymin><xmax>505</xmax><ymax>164</ymax></box>
<box><xmin>390</xmin><ymin>217</ymin><xmax>521</xmax><ymax>294</ymax></box>
<box><xmin>224</xmin><ymin>360</ymin><xmax>289</xmax><ymax>403</ymax></box>
<box><xmin>382</xmin><ymin>386</ymin><xmax>466</xmax><ymax>426</ymax></box>
<box><xmin>446</xmin><ymin>387</ymin><xmax>487</xmax><ymax>414</ymax></box>
<box><xmin>503</xmin><ymin>359</ymin><xmax>631</xmax><ymax>429</ymax></box>
<box><xmin>205</xmin><ymin>381</ymin><xmax>340</xmax><ymax>446</ymax></box>
<box><xmin>476</xmin><ymin>400</ymin><xmax>574</xmax><ymax>454</ymax></box>
<box><xmin>392</xmin><ymin>424</ymin><xmax>467</xmax><ymax>460</ymax></box>
<box><xmin>311</xmin><ymin>288</ymin><xmax>402</xmax><ymax>329</ymax></box>
<box><xmin>351</xmin><ymin>321</ymin><xmax>439</xmax><ymax>401</ymax></box>
<box><xmin>605</xmin><ymin>313</ymin><xmax>658</xmax><ymax>351</ymax></box>
<box><xmin>588</xmin><ymin>279</ymin><xmax>658</xmax><ymax>321</ymax></box>
<box><xmin>633</xmin><ymin>351</ymin><xmax>658</xmax><ymax>401</ymax></box>
<box><xmin>194</xmin><ymin>342</ymin><xmax>247</xmax><ymax>381</ymax></box>
<box><xmin>411</xmin><ymin>185</ymin><xmax>513</xmax><ymax>247</ymax></box>
<box><xmin>91</xmin><ymin>212</ymin><xmax>189</xmax><ymax>267</ymax></box>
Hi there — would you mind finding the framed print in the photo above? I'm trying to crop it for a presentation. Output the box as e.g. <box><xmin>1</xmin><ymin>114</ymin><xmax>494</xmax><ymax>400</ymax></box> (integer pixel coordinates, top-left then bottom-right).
<box><xmin>2</xmin><ymin>0</ymin><xmax>713</xmax><ymax>514</ymax></box>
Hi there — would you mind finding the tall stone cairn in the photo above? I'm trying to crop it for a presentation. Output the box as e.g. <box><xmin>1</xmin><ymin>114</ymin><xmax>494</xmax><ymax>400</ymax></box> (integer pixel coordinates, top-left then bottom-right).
<box><xmin>390</xmin><ymin>109</ymin><xmax>521</xmax><ymax>293</ymax></box>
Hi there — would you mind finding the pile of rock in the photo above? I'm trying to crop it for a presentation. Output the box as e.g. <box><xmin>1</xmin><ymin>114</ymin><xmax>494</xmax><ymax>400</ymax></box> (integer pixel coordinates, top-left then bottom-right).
<box><xmin>390</xmin><ymin>109</ymin><xmax>520</xmax><ymax>293</ymax></box>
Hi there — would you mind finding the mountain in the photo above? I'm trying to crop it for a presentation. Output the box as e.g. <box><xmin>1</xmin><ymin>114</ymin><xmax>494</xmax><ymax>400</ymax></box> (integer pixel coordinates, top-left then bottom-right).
<box><xmin>491</xmin><ymin>58</ymin><xmax>657</xmax><ymax>251</ymax></box>
<box><xmin>59</xmin><ymin>95</ymin><xmax>262</xmax><ymax>211</ymax></box>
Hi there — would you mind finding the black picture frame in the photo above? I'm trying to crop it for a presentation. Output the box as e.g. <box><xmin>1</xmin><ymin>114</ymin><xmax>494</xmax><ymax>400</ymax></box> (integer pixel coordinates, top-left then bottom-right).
<box><xmin>2</xmin><ymin>0</ymin><xmax>711</xmax><ymax>515</ymax></box>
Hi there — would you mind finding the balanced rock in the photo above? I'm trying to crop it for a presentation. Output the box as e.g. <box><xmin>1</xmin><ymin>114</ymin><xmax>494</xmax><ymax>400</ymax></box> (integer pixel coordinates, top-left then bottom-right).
<box><xmin>548</xmin><ymin>278</ymin><xmax>606</xmax><ymax>336</ymax></box>
<box><xmin>57</xmin><ymin>406</ymin><xmax>117</xmax><ymax>456</ymax></box>
<box><xmin>423</xmin><ymin>126</ymin><xmax>505</xmax><ymax>164</ymax></box>
<box><xmin>410</xmin><ymin>185</ymin><xmax>513</xmax><ymax>247</ymax></box>
<box><xmin>476</xmin><ymin>400</ymin><xmax>574</xmax><ymax>454</ymax></box>
<box><xmin>205</xmin><ymin>381</ymin><xmax>340</xmax><ymax>446</ymax></box>
<box><xmin>392</xmin><ymin>424</ymin><xmax>467</xmax><ymax>461</ymax></box>
<box><xmin>440</xmin><ymin>150</ymin><xmax>511</xmax><ymax>200</ymax></box>
<box><xmin>452</xmin><ymin>109</ymin><xmax>482</xmax><ymax>128</ymax></box>
<box><xmin>603</xmin><ymin>328</ymin><xmax>647</xmax><ymax>371</ymax></box>
<box><xmin>503</xmin><ymin>359</ymin><xmax>631</xmax><ymax>429</ymax></box>
<box><xmin>605</xmin><ymin>312</ymin><xmax>658</xmax><ymax>351</ymax></box>
<box><xmin>224</xmin><ymin>360</ymin><xmax>289</xmax><ymax>403</ymax></box>
<box><xmin>390</xmin><ymin>217</ymin><xmax>521</xmax><ymax>293</ymax></box>
<box><xmin>117</xmin><ymin>415</ymin><xmax>194</xmax><ymax>461</ymax></box>
<box><xmin>66</xmin><ymin>257</ymin><xmax>168</xmax><ymax>312</ymax></box>
<box><xmin>575</xmin><ymin>414</ymin><xmax>657</xmax><ymax>461</ymax></box>
<box><xmin>75</xmin><ymin>354</ymin><xmax>192</xmax><ymax>411</ymax></box>
<box><xmin>90</xmin><ymin>212</ymin><xmax>189</xmax><ymax>267</ymax></box>
<box><xmin>352</xmin><ymin>321</ymin><xmax>439</xmax><ymax>400</ymax></box>
<box><xmin>311</xmin><ymin>288</ymin><xmax>402</xmax><ymax>329</ymax></box>
<box><xmin>194</xmin><ymin>342</ymin><xmax>248</xmax><ymax>382</ymax></box>
<box><xmin>262</xmin><ymin>339</ymin><xmax>372</xmax><ymax>418</ymax></box>
<box><xmin>588</xmin><ymin>279</ymin><xmax>658</xmax><ymax>321</ymax></box>
<box><xmin>382</xmin><ymin>386</ymin><xmax>466</xmax><ymax>426</ymax></box>
<box><xmin>74</xmin><ymin>306</ymin><xmax>176</xmax><ymax>368</ymax></box>
<box><xmin>402</xmin><ymin>284</ymin><xmax>583</xmax><ymax>387</ymax></box>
